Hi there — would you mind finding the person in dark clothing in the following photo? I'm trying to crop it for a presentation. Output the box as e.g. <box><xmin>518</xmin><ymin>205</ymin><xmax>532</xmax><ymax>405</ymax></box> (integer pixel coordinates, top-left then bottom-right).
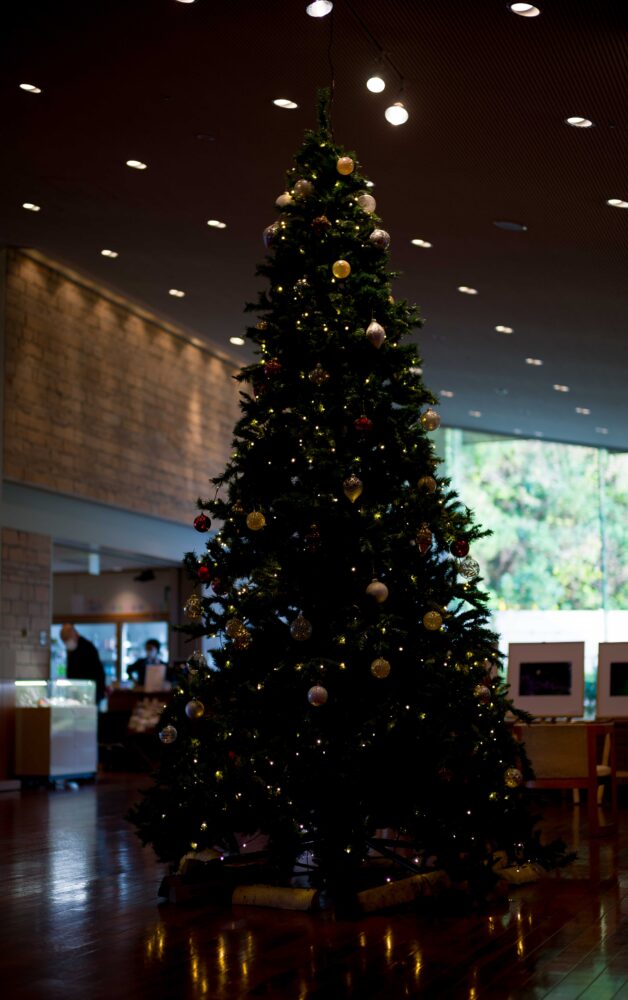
<box><xmin>127</xmin><ymin>638</ymin><xmax>166</xmax><ymax>687</ymax></box>
<box><xmin>60</xmin><ymin>623</ymin><xmax>106</xmax><ymax>702</ymax></box>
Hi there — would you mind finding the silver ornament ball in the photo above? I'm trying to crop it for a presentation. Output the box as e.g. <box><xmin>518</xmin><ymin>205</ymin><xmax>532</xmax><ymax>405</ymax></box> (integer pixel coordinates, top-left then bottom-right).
<box><xmin>159</xmin><ymin>725</ymin><xmax>178</xmax><ymax>744</ymax></box>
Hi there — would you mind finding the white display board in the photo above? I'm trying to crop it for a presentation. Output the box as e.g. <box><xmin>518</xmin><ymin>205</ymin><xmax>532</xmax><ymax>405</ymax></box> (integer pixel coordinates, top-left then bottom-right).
<box><xmin>596</xmin><ymin>642</ymin><xmax>628</xmax><ymax>718</ymax></box>
<box><xmin>507</xmin><ymin>642</ymin><xmax>585</xmax><ymax>718</ymax></box>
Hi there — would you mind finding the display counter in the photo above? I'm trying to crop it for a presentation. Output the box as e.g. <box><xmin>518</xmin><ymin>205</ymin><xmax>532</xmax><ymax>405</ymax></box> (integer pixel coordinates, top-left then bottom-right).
<box><xmin>15</xmin><ymin>680</ymin><xmax>98</xmax><ymax>780</ymax></box>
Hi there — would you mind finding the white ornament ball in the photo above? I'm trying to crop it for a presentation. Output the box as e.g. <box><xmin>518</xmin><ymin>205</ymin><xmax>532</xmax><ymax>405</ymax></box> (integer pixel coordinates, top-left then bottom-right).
<box><xmin>307</xmin><ymin>684</ymin><xmax>328</xmax><ymax>706</ymax></box>
<box><xmin>366</xmin><ymin>320</ymin><xmax>386</xmax><ymax>349</ymax></box>
<box><xmin>275</xmin><ymin>191</ymin><xmax>293</xmax><ymax>208</ymax></box>
<box><xmin>357</xmin><ymin>193</ymin><xmax>376</xmax><ymax>214</ymax></box>
<box><xmin>366</xmin><ymin>579</ymin><xmax>389</xmax><ymax>603</ymax></box>
<box><xmin>159</xmin><ymin>725</ymin><xmax>178</xmax><ymax>744</ymax></box>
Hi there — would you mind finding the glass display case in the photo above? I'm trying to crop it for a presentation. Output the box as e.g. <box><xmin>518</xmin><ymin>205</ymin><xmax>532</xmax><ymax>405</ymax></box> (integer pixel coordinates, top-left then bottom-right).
<box><xmin>14</xmin><ymin>679</ymin><xmax>98</xmax><ymax>780</ymax></box>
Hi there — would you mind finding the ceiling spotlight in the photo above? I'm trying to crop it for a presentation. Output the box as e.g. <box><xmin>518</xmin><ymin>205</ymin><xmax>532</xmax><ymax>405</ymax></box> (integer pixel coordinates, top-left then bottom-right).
<box><xmin>230</xmin><ymin>336</ymin><xmax>245</xmax><ymax>346</ymax></box>
<box><xmin>411</xmin><ymin>238</ymin><xmax>432</xmax><ymax>248</ymax></box>
<box><xmin>525</xmin><ymin>357</ymin><xmax>543</xmax><ymax>366</ymax></box>
<box><xmin>495</xmin><ymin>325</ymin><xmax>513</xmax><ymax>334</ymax></box>
<box><xmin>384</xmin><ymin>101</ymin><xmax>409</xmax><ymax>126</ymax></box>
<box><xmin>440</xmin><ymin>390</ymin><xmax>454</xmax><ymax>398</ymax></box>
<box><xmin>458</xmin><ymin>286</ymin><xmax>478</xmax><ymax>295</ymax></box>
<box><xmin>273</xmin><ymin>98</ymin><xmax>298</xmax><ymax>110</ymax></box>
<box><xmin>126</xmin><ymin>159</ymin><xmax>147</xmax><ymax>170</ymax></box>
<box><xmin>175</xmin><ymin>0</ymin><xmax>196</xmax><ymax>3</ymax></box>
<box><xmin>306</xmin><ymin>0</ymin><xmax>333</xmax><ymax>15</ymax></box>
<box><xmin>169</xmin><ymin>288</ymin><xmax>185</xmax><ymax>298</ymax></box>
<box><xmin>101</xmin><ymin>249</ymin><xmax>118</xmax><ymax>258</ymax></box>
<box><xmin>367</xmin><ymin>75</ymin><xmax>386</xmax><ymax>93</ymax></box>
<box><xmin>607</xmin><ymin>198</ymin><xmax>628</xmax><ymax>209</ymax></box>
<box><xmin>575</xmin><ymin>406</ymin><xmax>591</xmax><ymax>415</ymax></box>
<box><xmin>19</xmin><ymin>83</ymin><xmax>42</xmax><ymax>94</ymax></box>
<box><xmin>596</xmin><ymin>427</ymin><xmax>609</xmax><ymax>435</ymax></box>
<box><xmin>565</xmin><ymin>116</ymin><xmax>593</xmax><ymax>128</ymax></box>
<box><xmin>469</xmin><ymin>410</ymin><xmax>482</xmax><ymax>418</ymax></box>
<box><xmin>553</xmin><ymin>384</ymin><xmax>570</xmax><ymax>392</ymax></box>
<box><xmin>207</xmin><ymin>219</ymin><xmax>227</xmax><ymax>229</ymax></box>
<box><xmin>22</xmin><ymin>202</ymin><xmax>40</xmax><ymax>212</ymax></box>
<box><xmin>510</xmin><ymin>3</ymin><xmax>541</xmax><ymax>16</ymax></box>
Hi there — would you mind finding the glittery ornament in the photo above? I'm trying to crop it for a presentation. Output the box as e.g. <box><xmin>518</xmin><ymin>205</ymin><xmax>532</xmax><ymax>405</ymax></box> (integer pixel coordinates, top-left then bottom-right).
<box><xmin>312</xmin><ymin>215</ymin><xmax>331</xmax><ymax>235</ymax></box>
<box><xmin>233</xmin><ymin>632</ymin><xmax>252</xmax><ymax>651</ymax></box>
<box><xmin>225</xmin><ymin>618</ymin><xmax>246</xmax><ymax>638</ymax></box>
<box><xmin>366</xmin><ymin>320</ymin><xmax>386</xmax><ymax>348</ymax></box>
<box><xmin>418</xmin><ymin>475</ymin><xmax>437</xmax><ymax>493</ymax></box>
<box><xmin>197</xmin><ymin>565</ymin><xmax>211</xmax><ymax>583</ymax></box>
<box><xmin>354</xmin><ymin>415</ymin><xmax>373</xmax><ymax>432</ymax></box>
<box><xmin>336</xmin><ymin>156</ymin><xmax>355</xmax><ymax>175</ymax></box>
<box><xmin>264</xmin><ymin>358</ymin><xmax>282</xmax><ymax>377</ymax></box>
<box><xmin>504</xmin><ymin>767</ymin><xmax>523</xmax><ymax>788</ymax></box>
<box><xmin>458</xmin><ymin>556</ymin><xmax>480</xmax><ymax>580</ymax></box>
<box><xmin>275</xmin><ymin>191</ymin><xmax>293</xmax><ymax>208</ymax></box>
<box><xmin>246</xmin><ymin>510</ymin><xmax>266</xmax><ymax>531</ymax></box>
<box><xmin>366</xmin><ymin>579</ymin><xmax>389</xmax><ymax>603</ymax></box>
<box><xmin>307</xmin><ymin>684</ymin><xmax>328</xmax><ymax>706</ymax></box>
<box><xmin>420</xmin><ymin>408</ymin><xmax>441</xmax><ymax>431</ymax></box>
<box><xmin>256</xmin><ymin>320</ymin><xmax>269</xmax><ymax>331</ymax></box>
<box><xmin>185</xmin><ymin>699</ymin><xmax>205</xmax><ymax>720</ymax></box>
<box><xmin>293</xmin><ymin>179</ymin><xmax>314</xmax><ymax>198</ymax></box>
<box><xmin>159</xmin><ymin>725</ymin><xmax>177</xmax><ymax>744</ymax></box>
<box><xmin>357</xmin><ymin>192</ymin><xmax>376</xmax><ymax>213</ymax></box>
<box><xmin>343</xmin><ymin>474</ymin><xmax>363</xmax><ymax>502</ymax></box>
<box><xmin>423</xmin><ymin>610</ymin><xmax>443</xmax><ymax>631</ymax></box>
<box><xmin>474</xmin><ymin>684</ymin><xmax>491</xmax><ymax>704</ymax></box>
<box><xmin>451</xmin><ymin>539</ymin><xmax>470</xmax><ymax>558</ymax></box>
<box><xmin>303</xmin><ymin>524</ymin><xmax>321</xmax><ymax>554</ymax></box>
<box><xmin>369</xmin><ymin>228</ymin><xmax>391</xmax><ymax>249</ymax></box>
<box><xmin>231</xmin><ymin>499</ymin><xmax>245</xmax><ymax>515</ymax></box>
<box><xmin>290</xmin><ymin>614</ymin><xmax>313</xmax><ymax>641</ymax></box>
<box><xmin>193</xmin><ymin>513</ymin><xmax>211</xmax><ymax>533</ymax></box>
<box><xmin>332</xmin><ymin>259</ymin><xmax>351</xmax><ymax>279</ymax></box>
<box><xmin>263</xmin><ymin>222</ymin><xmax>280</xmax><ymax>249</ymax></box>
<box><xmin>309</xmin><ymin>362</ymin><xmax>330</xmax><ymax>386</ymax></box>
<box><xmin>416</xmin><ymin>523</ymin><xmax>432</xmax><ymax>555</ymax></box>
<box><xmin>370</xmin><ymin>657</ymin><xmax>391</xmax><ymax>678</ymax></box>
<box><xmin>184</xmin><ymin>594</ymin><xmax>203</xmax><ymax>622</ymax></box>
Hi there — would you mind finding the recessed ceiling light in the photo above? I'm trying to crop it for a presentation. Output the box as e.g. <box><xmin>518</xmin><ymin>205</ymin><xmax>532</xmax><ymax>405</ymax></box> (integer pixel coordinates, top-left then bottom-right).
<box><xmin>126</xmin><ymin>159</ymin><xmax>147</xmax><ymax>170</ymax></box>
<box><xmin>440</xmin><ymin>390</ymin><xmax>454</xmax><ymax>398</ymax></box>
<box><xmin>607</xmin><ymin>198</ymin><xmax>628</xmax><ymax>209</ymax></box>
<box><xmin>384</xmin><ymin>101</ymin><xmax>409</xmax><ymax>126</ymax></box>
<box><xmin>273</xmin><ymin>98</ymin><xmax>298</xmax><ymax>110</ymax></box>
<box><xmin>306</xmin><ymin>0</ymin><xmax>333</xmax><ymax>15</ymax></box>
<box><xmin>525</xmin><ymin>357</ymin><xmax>543</xmax><ymax>366</ymax></box>
<box><xmin>19</xmin><ymin>83</ymin><xmax>41</xmax><ymax>94</ymax></box>
<box><xmin>553</xmin><ymin>384</ymin><xmax>570</xmax><ymax>392</ymax></box>
<box><xmin>510</xmin><ymin>3</ymin><xmax>541</xmax><ymax>16</ymax></box>
<box><xmin>458</xmin><ymin>286</ymin><xmax>478</xmax><ymax>295</ymax></box>
<box><xmin>207</xmin><ymin>219</ymin><xmax>227</xmax><ymax>229</ymax></box>
<box><xmin>493</xmin><ymin>220</ymin><xmax>528</xmax><ymax>232</ymax></box>
<box><xmin>596</xmin><ymin>427</ymin><xmax>609</xmax><ymax>435</ymax></box>
<box><xmin>22</xmin><ymin>202</ymin><xmax>40</xmax><ymax>212</ymax></box>
<box><xmin>169</xmin><ymin>288</ymin><xmax>185</xmax><ymax>298</ymax></box>
<box><xmin>575</xmin><ymin>406</ymin><xmax>591</xmax><ymax>415</ymax></box>
<box><xmin>469</xmin><ymin>410</ymin><xmax>482</xmax><ymax>418</ymax></box>
<box><xmin>101</xmin><ymin>249</ymin><xmax>118</xmax><ymax>258</ymax></box>
<box><xmin>495</xmin><ymin>325</ymin><xmax>513</xmax><ymax>334</ymax></box>
<box><xmin>366</xmin><ymin>75</ymin><xmax>386</xmax><ymax>93</ymax></box>
<box><xmin>175</xmin><ymin>0</ymin><xmax>196</xmax><ymax>3</ymax></box>
<box><xmin>230</xmin><ymin>336</ymin><xmax>245</xmax><ymax>347</ymax></box>
<box><xmin>411</xmin><ymin>238</ymin><xmax>432</xmax><ymax>248</ymax></box>
<box><xmin>565</xmin><ymin>116</ymin><xmax>593</xmax><ymax>128</ymax></box>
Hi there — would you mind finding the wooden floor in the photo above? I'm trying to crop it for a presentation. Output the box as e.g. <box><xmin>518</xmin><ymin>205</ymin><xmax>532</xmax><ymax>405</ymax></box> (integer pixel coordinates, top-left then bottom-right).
<box><xmin>2</xmin><ymin>778</ymin><xmax>628</xmax><ymax>999</ymax></box>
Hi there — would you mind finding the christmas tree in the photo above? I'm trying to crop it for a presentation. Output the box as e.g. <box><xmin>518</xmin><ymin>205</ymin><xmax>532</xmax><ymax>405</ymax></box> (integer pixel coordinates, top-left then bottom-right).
<box><xmin>130</xmin><ymin>95</ymin><xmax>539</xmax><ymax>902</ymax></box>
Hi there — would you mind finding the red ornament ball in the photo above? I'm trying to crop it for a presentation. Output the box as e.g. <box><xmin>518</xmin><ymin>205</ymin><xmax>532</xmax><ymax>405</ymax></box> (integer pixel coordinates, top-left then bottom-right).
<box><xmin>264</xmin><ymin>358</ymin><xmax>282</xmax><ymax>377</ymax></box>
<box><xmin>354</xmin><ymin>416</ymin><xmax>373</xmax><ymax>432</ymax></box>
<box><xmin>450</xmin><ymin>539</ymin><xmax>470</xmax><ymax>558</ymax></box>
<box><xmin>193</xmin><ymin>513</ymin><xmax>211</xmax><ymax>533</ymax></box>
<box><xmin>197</xmin><ymin>565</ymin><xmax>212</xmax><ymax>582</ymax></box>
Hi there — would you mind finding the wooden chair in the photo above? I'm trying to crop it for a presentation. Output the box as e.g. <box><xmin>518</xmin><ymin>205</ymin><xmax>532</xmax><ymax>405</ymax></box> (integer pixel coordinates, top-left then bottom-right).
<box><xmin>515</xmin><ymin>722</ymin><xmax>617</xmax><ymax>837</ymax></box>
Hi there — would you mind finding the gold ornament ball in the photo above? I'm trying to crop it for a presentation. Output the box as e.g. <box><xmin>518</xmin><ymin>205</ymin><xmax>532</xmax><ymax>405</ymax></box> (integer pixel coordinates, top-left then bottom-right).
<box><xmin>337</xmin><ymin>156</ymin><xmax>355</xmax><ymax>176</ymax></box>
<box><xmin>420</xmin><ymin>408</ymin><xmax>441</xmax><ymax>431</ymax></box>
<box><xmin>332</xmin><ymin>259</ymin><xmax>351</xmax><ymax>279</ymax></box>
<box><xmin>290</xmin><ymin>614</ymin><xmax>313</xmax><ymax>641</ymax></box>
<box><xmin>293</xmin><ymin>179</ymin><xmax>314</xmax><ymax>198</ymax></box>
<box><xmin>370</xmin><ymin>657</ymin><xmax>391</xmax><ymax>679</ymax></box>
<box><xmin>225</xmin><ymin>617</ymin><xmax>246</xmax><ymax>638</ymax></box>
<box><xmin>418</xmin><ymin>475</ymin><xmax>437</xmax><ymax>493</ymax></box>
<box><xmin>366</xmin><ymin>579</ymin><xmax>389</xmax><ymax>603</ymax></box>
<box><xmin>307</xmin><ymin>684</ymin><xmax>328</xmax><ymax>706</ymax></box>
<box><xmin>504</xmin><ymin>767</ymin><xmax>523</xmax><ymax>789</ymax></box>
<box><xmin>233</xmin><ymin>632</ymin><xmax>252</xmax><ymax>651</ymax></box>
<box><xmin>473</xmin><ymin>684</ymin><xmax>491</xmax><ymax>704</ymax></box>
<box><xmin>343</xmin><ymin>473</ymin><xmax>363</xmax><ymax>503</ymax></box>
<box><xmin>246</xmin><ymin>510</ymin><xmax>266</xmax><ymax>531</ymax></box>
<box><xmin>185</xmin><ymin>699</ymin><xmax>205</xmax><ymax>720</ymax></box>
<box><xmin>423</xmin><ymin>610</ymin><xmax>443</xmax><ymax>631</ymax></box>
<box><xmin>184</xmin><ymin>594</ymin><xmax>203</xmax><ymax>622</ymax></box>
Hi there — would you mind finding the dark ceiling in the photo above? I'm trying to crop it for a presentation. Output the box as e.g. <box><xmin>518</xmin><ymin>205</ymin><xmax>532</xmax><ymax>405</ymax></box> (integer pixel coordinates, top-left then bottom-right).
<box><xmin>2</xmin><ymin>0</ymin><xmax>627</xmax><ymax>449</ymax></box>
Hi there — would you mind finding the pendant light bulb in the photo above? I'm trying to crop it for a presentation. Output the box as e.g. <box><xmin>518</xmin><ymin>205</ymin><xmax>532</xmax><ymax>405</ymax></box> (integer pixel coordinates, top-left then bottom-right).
<box><xmin>367</xmin><ymin>75</ymin><xmax>386</xmax><ymax>93</ymax></box>
<box><xmin>385</xmin><ymin>101</ymin><xmax>409</xmax><ymax>126</ymax></box>
<box><xmin>306</xmin><ymin>1</ymin><xmax>333</xmax><ymax>16</ymax></box>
